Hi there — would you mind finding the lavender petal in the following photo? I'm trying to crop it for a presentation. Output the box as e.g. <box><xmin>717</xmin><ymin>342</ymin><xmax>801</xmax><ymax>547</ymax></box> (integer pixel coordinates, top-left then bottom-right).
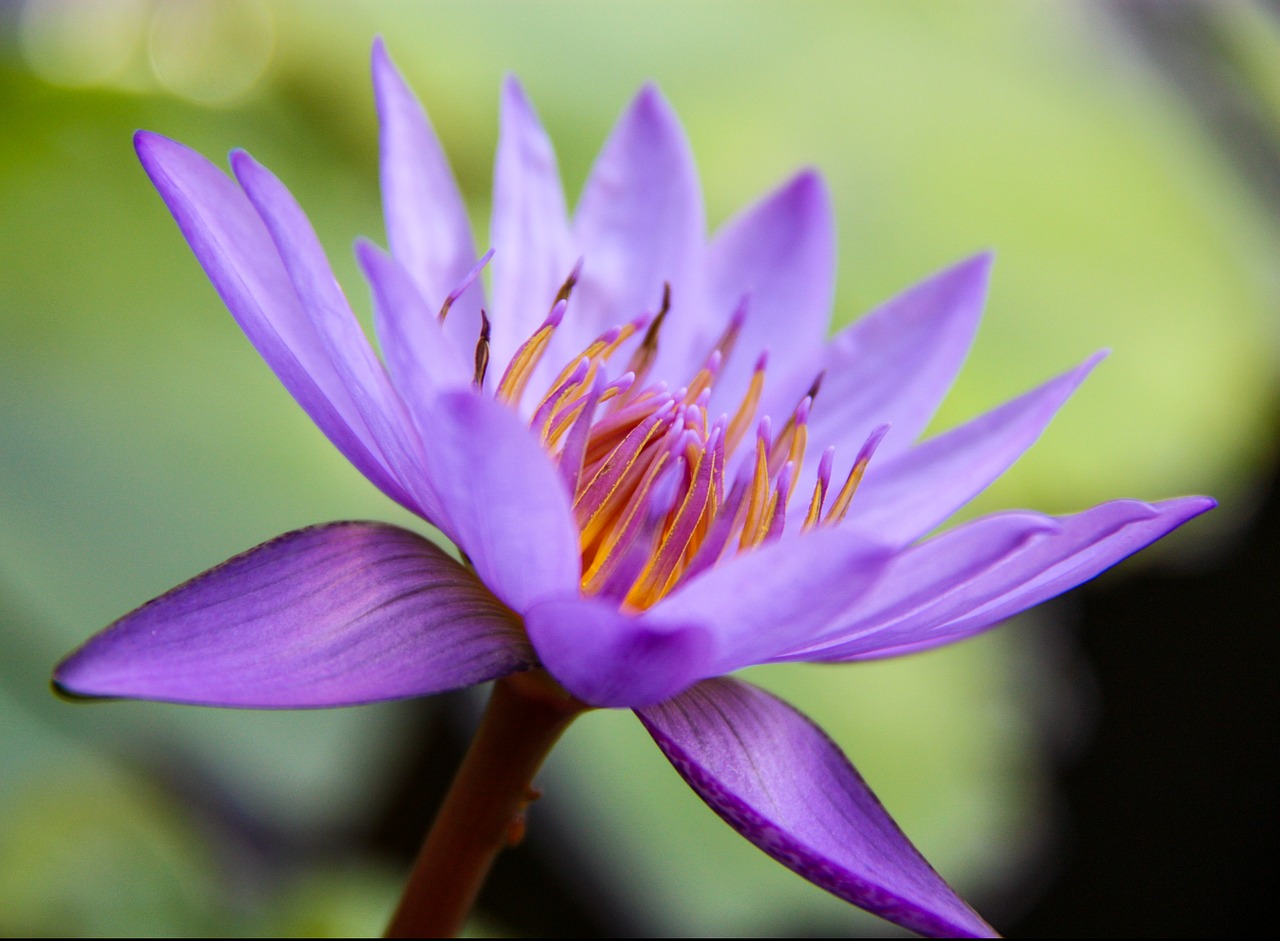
<box><xmin>490</xmin><ymin>75</ymin><xmax>577</xmax><ymax>394</ymax></box>
<box><xmin>637</xmin><ymin>678</ymin><xmax>997</xmax><ymax>938</ymax></box>
<box><xmin>54</xmin><ymin>523</ymin><xmax>534</xmax><ymax>708</ymax></box>
<box><xmin>231</xmin><ymin>150</ymin><xmax>447</xmax><ymax>525</ymax></box>
<box><xmin>419</xmin><ymin>390</ymin><xmax>581</xmax><ymax>613</ymax></box>
<box><xmin>790</xmin><ymin>496</ymin><xmax>1215</xmax><ymax>662</ymax></box>
<box><xmin>572</xmin><ymin>85</ymin><xmax>705</xmax><ymax>369</ymax></box>
<box><xmin>848</xmin><ymin>353</ymin><xmax>1104</xmax><ymax>546</ymax></box>
<box><xmin>794</xmin><ymin>253</ymin><xmax>994</xmax><ymax>466</ymax></box>
<box><xmin>648</xmin><ymin>525</ymin><xmax>891</xmax><ymax>675</ymax></box>
<box><xmin>706</xmin><ymin>170</ymin><xmax>836</xmax><ymax>408</ymax></box>
<box><xmin>133</xmin><ymin>130</ymin><xmax>419</xmax><ymax>516</ymax></box>
<box><xmin>524</xmin><ymin>595</ymin><xmax>714</xmax><ymax>708</ymax></box>
<box><xmin>372</xmin><ymin>38</ymin><xmax>484</xmax><ymax>351</ymax></box>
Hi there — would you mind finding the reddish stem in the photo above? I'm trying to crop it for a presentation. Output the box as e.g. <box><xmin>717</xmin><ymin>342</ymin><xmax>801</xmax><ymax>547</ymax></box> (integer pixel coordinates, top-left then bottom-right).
<box><xmin>384</xmin><ymin>670</ymin><xmax>589</xmax><ymax>938</ymax></box>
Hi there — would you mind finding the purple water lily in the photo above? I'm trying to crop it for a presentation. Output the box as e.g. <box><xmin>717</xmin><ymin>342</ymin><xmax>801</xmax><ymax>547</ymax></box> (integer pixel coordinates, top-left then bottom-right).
<box><xmin>54</xmin><ymin>39</ymin><xmax>1213</xmax><ymax>938</ymax></box>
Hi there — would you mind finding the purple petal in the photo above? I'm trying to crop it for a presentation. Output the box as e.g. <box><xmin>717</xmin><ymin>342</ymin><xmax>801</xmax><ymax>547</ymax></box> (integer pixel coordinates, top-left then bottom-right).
<box><xmin>419</xmin><ymin>391</ymin><xmax>581</xmax><ymax>613</ymax></box>
<box><xmin>133</xmin><ymin>131</ymin><xmax>417</xmax><ymax>515</ymax></box>
<box><xmin>54</xmin><ymin>523</ymin><xmax>533</xmax><ymax>708</ymax></box>
<box><xmin>524</xmin><ymin>595</ymin><xmax>714</xmax><ymax>708</ymax></box>
<box><xmin>706</xmin><ymin>170</ymin><xmax>836</xmax><ymax>408</ymax></box>
<box><xmin>793</xmin><ymin>496</ymin><xmax>1215</xmax><ymax>662</ymax></box>
<box><xmin>572</xmin><ymin>85</ymin><xmax>705</xmax><ymax>363</ymax></box>
<box><xmin>637</xmin><ymin>678</ymin><xmax>997</xmax><ymax>938</ymax></box>
<box><xmin>230</xmin><ymin>151</ymin><xmax>446</xmax><ymax>525</ymax></box>
<box><xmin>356</xmin><ymin>239</ymin><xmax>473</xmax><ymax>399</ymax></box>
<box><xmin>371</xmin><ymin>38</ymin><xmax>483</xmax><ymax>351</ymax></box>
<box><xmin>848</xmin><ymin>353</ymin><xmax>1104</xmax><ymax>546</ymax></box>
<box><xmin>489</xmin><ymin>76</ymin><xmax>577</xmax><ymax>389</ymax></box>
<box><xmin>792</xmin><ymin>253</ymin><xmax>993</xmax><ymax>471</ymax></box>
<box><xmin>647</xmin><ymin>525</ymin><xmax>891</xmax><ymax>675</ymax></box>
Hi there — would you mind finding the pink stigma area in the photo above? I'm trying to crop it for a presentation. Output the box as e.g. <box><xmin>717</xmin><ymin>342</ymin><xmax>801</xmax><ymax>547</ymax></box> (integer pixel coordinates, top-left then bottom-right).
<box><xmin>473</xmin><ymin>267</ymin><xmax>885</xmax><ymax>611</ymax></box>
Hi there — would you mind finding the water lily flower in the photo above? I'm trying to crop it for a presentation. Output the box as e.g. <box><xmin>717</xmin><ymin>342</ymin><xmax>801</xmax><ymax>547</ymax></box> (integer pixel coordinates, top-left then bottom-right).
<box><xmin>54</xmin><ymin>39</ymin><xmax>1213</xmax><ymax>938</ymax></box>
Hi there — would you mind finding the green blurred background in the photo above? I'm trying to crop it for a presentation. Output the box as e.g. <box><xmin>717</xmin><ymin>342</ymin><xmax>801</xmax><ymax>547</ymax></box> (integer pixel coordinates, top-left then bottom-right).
<box><xmin>2</xmin><ymin>1</ymin><xmax>1276</xmax><ymax>936</ymax></box>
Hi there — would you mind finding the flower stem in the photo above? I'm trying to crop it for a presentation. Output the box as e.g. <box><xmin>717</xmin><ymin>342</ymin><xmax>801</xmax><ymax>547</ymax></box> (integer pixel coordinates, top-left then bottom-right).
<box><xmin>384</xmin><ymin>670</ymin><xmax>589</xmax><ymax>938</ymax></box>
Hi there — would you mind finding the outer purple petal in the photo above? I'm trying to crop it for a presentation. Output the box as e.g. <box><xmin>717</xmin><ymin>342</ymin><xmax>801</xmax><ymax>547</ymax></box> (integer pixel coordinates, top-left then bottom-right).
<box><xmin>572</xmin><ymin>85</ymin><xmax>705</xmax><ymax>363</ymax></box>
<box><xmin>490</xmin><ymin>76</ymin><xmax>577</xmax><ymax>389</ymax></box>
<box><xmin>795</xmin><ymin>253</ymin><xmax>993</xmax><ymax>464</ymax></box>
<box><xmin>53</xmin><ymin>523</ymin><xmax>534</xmax><ymax>708</ymax></box>
<box><xmin>133</xmin><ymin>131</ymin><xmax>416</xmax><ymax>515</ymax></box>
<box><xmin>648</xmin><ymin>525</ymin><xmax>891</xmax><ymax>675</ymax></box>
<box><xmin>706</xmin><ymin>170</ymin><xmax>836</xmax><ymax>408</ymax></box>
<box><xmin>637</xmin><ymin>678</ymin><xmax>996</xmax><ymax>938</ymax></box>
<box><xmin>847</xmin><ymin>353</ymin><xmax>1104</xmax><ymax>546</ymax></box>
<box><xmin>230</xmin><ymin>151</ymin><xmax>446</xmax><ymax>525</ymax></box>
<box><xmin>793</xmin><ymin>496</ymin><xmax>1215</xmax><ymax>663</ymax></box>
<box><xmin>419</xmin><ymin>391</ymin><xmax>581</xmax><ymax>613</ymax></box>
<box><xmin>524</xmin><ymin>595</ymin><xmax>714</xmax><ymax>708</ymax></box>
<box><xmin>372</xmin><ymin>38</ymin><xmax>483</xmax><ymax>353</ymax></box>
<box><xmin>356</xmin><ymin>238</ymin><xmax>473</xmax><ymax>397</ymax></box>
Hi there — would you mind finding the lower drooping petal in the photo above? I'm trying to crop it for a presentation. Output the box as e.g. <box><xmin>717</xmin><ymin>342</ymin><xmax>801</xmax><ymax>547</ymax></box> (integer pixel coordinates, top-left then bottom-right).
<box><xmin>789</xmin><ymin>496</ymin><xmax>1216</xmax><ymax>663</ymax></box>
<box><xmin>636</xmin><ymin>678</ymin><xmax>997</xmax><ymax>938</ymax></box>
<box><xmin>53</xmin><ymin>523</ymin><xmax>534</xmax><ymax>708</ymax></box>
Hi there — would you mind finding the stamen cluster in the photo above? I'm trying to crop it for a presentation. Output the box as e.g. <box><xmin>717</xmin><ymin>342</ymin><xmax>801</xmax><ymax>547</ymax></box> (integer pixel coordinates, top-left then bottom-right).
<box><xmin>467</xmin><ymin>269</ymin><xmax>887</xmax><ymax>610</ymax></box>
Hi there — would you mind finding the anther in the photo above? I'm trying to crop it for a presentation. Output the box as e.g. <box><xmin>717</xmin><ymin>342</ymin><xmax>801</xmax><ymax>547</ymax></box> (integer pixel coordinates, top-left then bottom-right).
<box><xmin>824</xmin><ymin>424</ymin><xmax>889</xmax><ymax>525</ymax></box>
<box><xmin>496</xmin><ymin>298</ymin><xmax>569</xmax><ymax>403</ymax></box>
<box><xmin>803</xmin><ymin>445</ymin><xmax>837</xmax><ymax>531</ymax></box>
<box><xmin>710</xmin><ymin>293</ymin><xmax>750</xmax><ymax>367</ymax></box>
<box><xmin>553</xmin><ymin>257</ymin><xmax>585</xmax><ymax>306</ymax></box>
<box><xmin>440</xmin><ymin>248</ymin><xmax>495</xmax><ymax>323</ymax></box>
<box><xmin>473</xmin><ymin>309</ymin><xmax>491</xmax><ymax>388</ymax></box>
<box><xmin>623</xmin><ymin>282</ymin><xmax>672</xmax><ymax>385</ymax></box>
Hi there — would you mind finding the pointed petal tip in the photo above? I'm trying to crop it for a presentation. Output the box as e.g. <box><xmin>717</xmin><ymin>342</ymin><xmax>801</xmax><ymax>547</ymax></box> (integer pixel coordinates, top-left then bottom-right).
<box><xmin>1158</xmin><ymin>493</ymin><xmax>1218</xmax><ymax>518</ymax></box>
<box><xmin>370</xmin><ymin>34</ymin><xmax>392</xmax><ymax>72</ymax></box>
<box><xmin>227</xmin><ymin>147</ymin><xmax>260</xmax><ymax>182</ymax></box>
<box><xmin>1078</xmin><ymin>348</ymin><xmax>1109</xmax><ymax>375</ymax></box>
<box><xmin>627</xmin><ymin>81</ymin><xmax>681</xmax><ymax>129</ymax></box>
<box><xmin>49</xmin><ymin>673</ymin><xmax>98</xmax><ymax>704</ymax></box>
<box><xmin>932</xmin><ymin>249</ymin><xmax>994</xmax><ymax>295</ymax></box>
<box><xmin>501</xmin><ymin>72</ymin><xmax>531</xmax><ymax>109</ymax></box>
<box><xmin>133</xmin><ymin>128</ymin><xmax>163</xmax><ymax>156</ymax></box>
<box><xmin>787</xmin><ymin>166</ymin><xmax>829</xmax><ymax>200</ymax></box>
<box><xmin>133</xmin><ymin>130</ymin><xmax>197</xmax><ymax>176</ymax></box>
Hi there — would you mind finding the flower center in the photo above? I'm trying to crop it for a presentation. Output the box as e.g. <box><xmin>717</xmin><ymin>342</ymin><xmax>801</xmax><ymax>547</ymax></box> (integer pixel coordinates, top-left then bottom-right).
<box><xmin>472</xmin><ymin>268</ymin><xmax>884</xmax><ymax>611</ymax></box>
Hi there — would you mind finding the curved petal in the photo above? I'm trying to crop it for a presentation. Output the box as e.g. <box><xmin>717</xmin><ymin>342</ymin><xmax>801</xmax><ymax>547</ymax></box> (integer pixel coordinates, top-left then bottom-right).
<box><xmin>637</xmin><ymin>678</ymin><xmax>996</xmax><ymax>938</ymax></box>
<box><xmin>648</xmin><ymin>525</ymin><xmax>891</xmax><ymax>675</ymax></box>
<box><xmin>525</xmin><ymin>595</ymin><xmax>713</xmax><ymax>708</ymax></box>
<box><xmin>706</xmin><ymin>170</ymin><xmax>836</xmax><ymax>409</ymax></box>
<box><xmin>796</xmin><ymin>252</ymin><xmax>993</xmax><ymax>465</ymax></box>
<box><xmin>357</xmin><ymin>238</ymin><xmax>473</xmax><ymax>397</ymax></box>
<box><xmin>848</xmin><ymin>352</ymin><xmax>1105</xmax><ymax>546</ymax></box>
<box><xmin>419</xmin><ymin>391</ymin><xmax>581</xmax><ymax>613</ymax></box>
<box><xmin>133</xmin><ymin>131</ymin><xmax>416</xmax><ymax>514</ymax></box>
<box><xmin>794</xmin><ymin>496</ymin><xmax>1215</xmax><ymax>662</ymax></box>
<box><xmin>572</xmin><ymin>85</ymin><xmax>705</xmax><ymax>365</ymax></box>
<box><xmin>489</xmin><ymin>75</ymin><xmax>577</xmax><ymax>388</ymax></box>
<box><xmin>372</xmin><ymin>38</ymin><xmax>483</xmax><ymax>353</ymax></box>
<box><xmin>230</xmin><ymin>151</ymin><xmax>446</xmax><ymax>524</ymax></box>
<box><xmin>53</xmin><ymin>523</ymin><xmax>534</xmax><ymax>708</ymax></box>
